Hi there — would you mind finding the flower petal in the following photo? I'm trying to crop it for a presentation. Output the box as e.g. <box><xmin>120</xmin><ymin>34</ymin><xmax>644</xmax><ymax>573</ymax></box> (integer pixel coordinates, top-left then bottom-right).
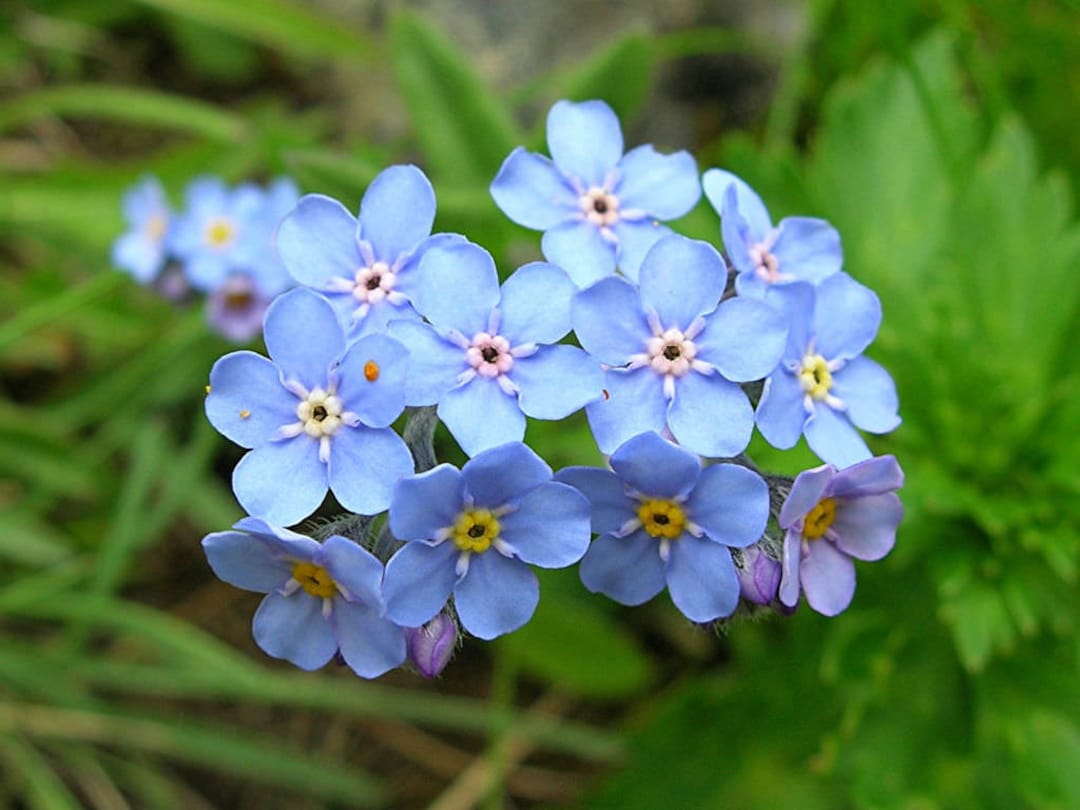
<box><xmin>454</xmin><ymin>552</ymin><xmax>539</xmax><ymax>639</ymax></box>
<box><xmin>813</xmin><ymin>273</ymin><xmax>881</xmax><ymax>360</ymax></box>
<box><xmin>232</xmin><ymin>439</ymin><xmax>327</xmax><ymax>527</ymax></box>
<box><xmin>637</xmin><ymin>236</ymin><xmax>726</xmax><ymax>328</ymax></box>
<box><xmin>413</xmin><ymin>241</ymin><xmax>500</xmax><ymax>336</ymax></box>
<box><xmin>702</xmin><ymin>169</ymin><xmax>772</xmax><ymax>241</ymax></box>
<box><xmin>206</xmin><ymin>351</ymin><xmax>295</xmax><ymax>448</ymax></box>
<box><xmin>666</xmin><ymin>373</ymin><xmax>754</xmax><ymax>458</ymax></box>
<box><xmin>771</xmin><ymin>217</ymin><xmax>843</xmax><ymax>284</ymax></box>
<box><xmin>201</xmin><ymin>530</ymin><xmax>291</xmax><ymax>593</ymax></box>
<box><xmin>800</xmin><ymin>540</ymin><xmax>856</xmax><ymax>616</ymax></box>
<box><xmin>390</xmin><ymin>464</ymin><xmax>465</xmax><ymax>541</ymax></box>
<box><xmin>461</xmin><ymin>442</ymin><xmax>551</xmax><ymax>509</ymax></box>
<box><xmin>609</xmin><ymin>431</ymin><xmax>700</xmax><ymax>499</ymax></box>
<box><xmin>541</xmin><ymin>221</ymin><xmax>616</xmax><ymax>287</ymax></box>
<box><xmin>358</xmin><ymin>165</ymin><xmax>436</xmax><ymax>260</ymax></box>
<box><xmin>831</xmin><ymin>492</ymin><xmax>903</xmax><ymax>561</ymax></box>
<box><xmin>497</xmin><ymin>262</ymin><xmax>575</xmax><ymax>345</ymax></box>
<box><xmin>499</xmin><ymin>481</ymin><xmax>591</xmax><ymax>568</ymax></box>
<box><xmin>328</xmin><ymin>426</ymin><xmax>413</xmax><ymax>515</ymax></box>
<box><xmin>832</xmin><ymin>356</ymin><xmax>901</xmax><ymax>434</ymax></box>
<box><xmin>333</xmin><ymin>600</ymin><xmax>407</xmax><ymax>678</ymax></box>
<box><xmin>512</xmin><ymin>345</ymin><xmax>604</xmax><ymax>420</ymax></box>
<box><xmin>778</xmin><ymin>465</ymin><xmax>836</xmax><ymax>528</ymax></box>
<box><xmin>553</xmin><ymin>467</ymin><xmax>636</xmax><ymax>535</ymax></box>
<box><xmin>665</xmin><ymin>535</ymin><xmax>739</xmax><ymax>621</ymax></box>
<box><xmin>611</xmin><ymin>220</ymin><xmax>672</xmax><ymax>283</ymax></box>
<box><xmin>383</xmin><ymin>541</ymin><xmax>459</xmax><ymax>627</ymax></box>
<box><xmin>275</xmin><ymin>194</ymin><xmax>361</xmax><ymax>288</ymax></box>
<box><xmin>490</xmin><ymin>148</ymin><xmax>577</xmax><ymax>229</ymax></box>
<box><xmin>694</xmin><ymin>296</ymin><xmax>788</xmax><ymax>382</ymax></box>
<box><xmin>755</xmin><ymin>369</ymin><xmax>808</xmax><ymax>450</ymax></box>
<box><xmin>252</xmin><ymin>591</ymin><xmax>337</xmax><ymax>670</ymax></box>
<box><xmin>585</xmin><ymin>368</ymin><xmax>667</xmax><ymax>455</ymax></box>
<box><xmin>335</xmin><ymin>334</ymin><xmax>409</xmax><ymax>428</ymax></box>
<box><xmin>263</xmin><ymin>289</ymin><xmax>345</xmax><ymax>390</ymax></box>
<box><xmin>579</xmin><ymin>531</ymin><xmax>665</xmax><ymax>606</ymax></box>
<box><xmin>321</xmin><ymin>535</ymin><xmax>386</xmax><ymax>609</ymax></box>
<box><xmin>778</xmin><ymin>530</ymin><xmax>803</xmax><ymax>607</ymax></box>
<box><xmin>387</xmin><ymin>320</ymin><xmax>465</xmax><ymax>406</ymax></box>
<box><xmin>803</xmin><ymin>404</ymin><xmax>872</xmax><ymax>468</ymax></box>
<box><xmin>829</xmin><ymin>454</ymin><xmax>904</xmax><ymax>499</ymax></box>
<box><xmin>439</xmin><ymin>379</ymin><xmax>525</xmax><ymax>457</ymax></box>
<box><xmin>572</xmin><ymin>276</ymin><xmax>649</xmax><ymax>364</ymax></box>
<box><xmin>687</xmin><ymin>463</ymin><xmax>769</xmax><ymax>547</ymax></box>
<box><xmin>546</xmin><ymin>99</ymin><xmax>623</xmax><ymax>187</ymax></box>
<box><xmin>615</xmin><ymin>145</ymin><xmax>701</xmax><ymax>218</ymax></box>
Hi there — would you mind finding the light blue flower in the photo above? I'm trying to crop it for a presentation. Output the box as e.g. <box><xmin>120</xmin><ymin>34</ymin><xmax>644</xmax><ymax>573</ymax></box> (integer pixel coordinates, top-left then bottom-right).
<box><xmin>205</xmin><ymin>288</ymin><xmax>413</xmax><ymax>526</ymax></box>
<box><xmin>382</xmin><ymin>442</ymin><xmax>591</xmax><ymax>640</ymax></box>
<box><xmin>112</xmin><ymin>175</ymin><xmax>171</xmax><ymax>283</ymax></box>
<box><xmin>755</xmin><ymin>274</ymin><xmax>901</xmax><ymax>467</ymax></box>
<box><xmin>491</xmin><ymin>99</ymin><xmax>701</xmax><ymax>287</ymax></box>
<box><xmin>202</xmin><ymin>517</ymin><xmax>406</xmax><ymax>677</ymax></box>
<box><xmin>703</xmin><ymin>169</ymin><xmax>842</xmax><ymax>298</ymax></box>
<box><xmin>556</xmin><ymin>431</ymin><xmax>769</xmax><ymax>622</ymax></box>
<box><xmin>778</xmin><ymin>455</ymin><xmax>904</xmax><ymax>615</ymax></box>
<box><xmin>388</xmin><ymin>241</ymin><xmax>604</xmax><ymax>456</ymax></box>
<box><xmin>573</xmin><ymin>234</ymin><xmax>787</xmax><ymax>457</ymax></box>
<box><xmin>276</xmin><ymin>165</ymin><xmax>463</xmax><ymax>338</ymax></box>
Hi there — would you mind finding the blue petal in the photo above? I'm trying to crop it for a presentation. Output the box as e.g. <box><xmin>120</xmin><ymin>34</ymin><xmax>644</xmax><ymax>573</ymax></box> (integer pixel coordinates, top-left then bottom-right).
<box><xmin>335</xmin><ymin>334</ymin><xmax>409</xmax><ymax>428</ymax></box>
<box><xmin>553</xmin><ymin>467</ymin><xmax>637</xmax><ymax>535</ymax></box>
<box><xmin>638</xmin><ymin>236</ymin><xmax>726</xmax><ymax>328</ymax></box>
<box><xmin>694</xmin><ymin>297</ymin><xmax>788</xmax><ymax>382</ymax></box>
<box><xmin>666</xmin><ymin>373</ymin><xmax>754</xmax><ymax>457</ymax></box>
<box><xmin>275</xmin><ymin>194</ymin><xmax>361</xmax><ymax>288</ymax></box>
<box><xmin>454</xmin><ymin>552</ymin><xmax>539</xmax><ymax>639</ymax></box>
<box><xmin>390</xmin><ymin>465</ymin><xmax>464</xmax><ymax>540</ymax></box>
<box><xmin>803</xmin><ymin>404</ymin><xmax>872</xmax><ymax>468</ymax></box>
<box><xmin>813</xmin><ymin>273</ymin><xmax>881</xmax><ymax>360</ymax></box>
<box><xmin>184</xmin><ymin>252</ymin><xmax>230</xmax><ymax>292</ymax></box>
<box><xmin>687</xmin><ymin>463</ymin><xmax>769</xmax><ymax>547</ymax></box>
<box><xmin>490</xmin><ymin>148</ymin><xmax>577</xmax><ymax>229</ymax></box>
<box><xmin>755</xmin><ymin>369</ymin><xmax>808</xmax><ymax>450</ymax></box>
<box><xmin>512</xmin><ymin>345</ymin><xmax>604</xmax><ymax>420</ymax></box>
<box><xmin>263</xmin><ymin>289</ymin><xmax>345</xmax><ymax>390</ymax></box>
<box><xmin>585</xmin><ymin>368</ymin><xmax>667</xmax><ymax>455</ymax></box>
<box><xmin>206</xmin><ymin>351</ymin><xmax>295</xmax><ymax>448</ymax></box>
<box><xmin>778</xmin><ymin>465</ymin><xmax>835</xmax><ymax>529</ymax></box>
<box><xmin>720</xmin><ymin>203</ymin><xmax>754</xmax><ymax>277</ymax></box>
<box><xmin>328</xmin><ymin>426</ymin><xmax>413</xmax><ymax>515</ymax></box>
<box><xmin>439</xmin><ymin>380</ymin><xmax>525</xmax><ymax>457</ymax></box>
<box><xmin>579</xmin><ymin>531</ymin><xmax>665</xmax><ymax>606</ymax></box>
<box><xmin>829</xmin><ymin>454</ymin><xmax>904</xmax><ymax>499</ymax></box>
<box><xmin>252</xmin><ymin>591</ymin><xmax>337</xmax><ymax>670</ymax></box>
<box><xmin>800</xmin><ymin>539</ymin><xmax>855</xmax><ymax>616</ymax></box>
<box><xmin>348</xmin><ymin>298</ymin><xmax>421</xmax><ymax>340</ymax></box>
<box><xmin>609</xmin><ymin>431</ymin><xmax>701</xmax><ymax>499</ymax></box>
<box><xmin>390</xmin><ymin>232</ymin><xmax>468</xmax><ymax>303</ymax></box>
<box><xmin>778</xmin><ymin>529</ymin><xmax>803</xmax><ymax>607</ymax></box>
<box><xmin>832</xmin><ymin>493</ymin><xmax>902</xmax><ymax>562</ymax></box>
<box><xmin>112</xmin><ymin>232</ymin><xmax>162</xmax><ymax>283</ymax></box>
<box><xmin>541</xmin><ymin>221</ymin><xmax>616</xmax><ymax>287</ymax></box>
<box><xmin>497</xmin><ymin>263</ymin><xmax>575</xmax><ymax>346</ymax></box>
<box><xmin>499</xmin><ymin>481</ymin><xmax>591</xmax><ymax>568</ymax></box>
<box><xmin>702</xmin><ymin>169</ymin><xmax>772</xmax><ymax>241</ymax></box>
<box><xmin>832</xmin><ymin>356</ymin><xmax>901</xmax><ymax>434</ymax></box>
<box><xmin>383</xmin><ymin>541</ymin><xmax>458</xmax><ymax>627</ymax></box>
<box><xmin>572</xmin><ymin>276</ymin><xmax>649</xmax><ymax>365</ymax></box>
<box><xmin>201</xmin><ymin>530</ymin><xmax>291</xmax><ymax>592</ymax></box>
<box><xmin>183</xmin><ymin>175</ymin><xmax>228</xmax><ymax>213</ymax></box>
<box><xmin>546</xmin><ymin>99</ymin><xmax>623</xmax><ymax>187</ymax></box>
<box><xmin>333</xmin><ymin>600</ymin><xmax>406</xmax><ymax>678</ymax></box>
<box><xmin>665</xmin><ymin>535</ymin><xmax>739</xmax><ymax>621</ymax></box>
<box><xmin>232</xmin><ymin>439</ymin><xmax>327</xmax><ymax>526</ymax></box>
<box><xmin>611</xmin><ymin>220</ymin><xmax>672</xmax><ymax>283</ymax></box>
<box><xmin>771</xmin><ymin>217</ymin><xmax>843</xmax><ymax>284</ymax></box>
<box><xmin>615</xmin><ymin>145</ymin><xmax>701</xmax><ymax>218</ymax></box>
<box><xmin>764</xmin><ymin>282</ymin><xmax>815</xmax><ymax>360</ymax></box>
<box><xmin>232</xmin><ymin>518</ymin><xmax>325</xmax><ymax>560</ymax></box>
<box><xmin>413</xmin><ymin>241</ymin><xmax>500</xmax><ymax>336</ymax></box>
<box><xmin>321</xmin><ymin>535</ymin><xmax>386</xmax><ymax>609</ymax></box>
<box><xmin>359</xmin><ymin>165</ymin><xmax>436</xmax><ymax>260</ymax></box>
<box><xmin>461</xmin><ymin>442</ymin><xmax>551</xmax><ymax>508</ymax></box>
<box><xmin>387</xmin><ymin>320</ymin><xmax>465</xmax><ymax>406</ymax></box>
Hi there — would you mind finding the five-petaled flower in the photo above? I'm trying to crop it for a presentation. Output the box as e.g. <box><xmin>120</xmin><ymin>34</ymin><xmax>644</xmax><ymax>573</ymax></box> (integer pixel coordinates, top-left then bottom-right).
<box><xmin>205</xmin><ymin>288</ymin><xmax>413</xmax><ymax>526</ymax></box>
<box><xmin>491</xmin><ymin>99</ymin><xmax>701</xmax><ymax>287</ymax></box>
<box><xmin>202</xmin><ymin>517</ymin><xmax>406</xmax><ymax>677</ymax></box>
<box><xmin>778</xmin><ymin>455</ymin><xmax>904</xmax><ymax>615</ymax></box>
<box><xmin>557</xmin><ymin>431</ymin><xmax>770</xmax><ymax>622</ymax></box>
<box><xmin>382</xmin><ymin>442</ymin><xmax>591</xmax><ymax>639</ymax></box>
<box><xmin>112</xmin><ymin>175</ymin><xmax>172</xmax><ymax>283</ymax></box>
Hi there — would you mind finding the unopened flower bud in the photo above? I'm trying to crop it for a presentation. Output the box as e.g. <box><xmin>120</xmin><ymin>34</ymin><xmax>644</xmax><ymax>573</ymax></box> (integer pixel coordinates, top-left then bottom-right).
<box><xmin>406</xmin><ymin>611</ymin><xmax>457</xmax><ymax>678</ymax></box>
<box><xmin>737</xmin><ymin>544</ymin><xmax>781</xmax><ymax>605</ymax></box>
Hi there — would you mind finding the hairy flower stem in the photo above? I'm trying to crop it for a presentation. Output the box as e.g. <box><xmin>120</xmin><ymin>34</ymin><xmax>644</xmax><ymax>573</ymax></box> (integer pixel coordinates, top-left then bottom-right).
<box><xmin>403</xmin><ymin>405</ymin><xmax>439</xmax><ymax>474</ymax></box>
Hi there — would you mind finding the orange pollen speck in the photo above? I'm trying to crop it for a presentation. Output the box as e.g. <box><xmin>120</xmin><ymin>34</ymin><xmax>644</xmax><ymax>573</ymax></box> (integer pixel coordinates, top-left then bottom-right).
<box><xmin>239</xmin><ymin>410</ymin><xmax>250</xmax><ymax>419</ymax></box>
<box><xmin>364</xmin><ymin>361</ymin><xmax>380</xmax><ymax>382</ymax></box>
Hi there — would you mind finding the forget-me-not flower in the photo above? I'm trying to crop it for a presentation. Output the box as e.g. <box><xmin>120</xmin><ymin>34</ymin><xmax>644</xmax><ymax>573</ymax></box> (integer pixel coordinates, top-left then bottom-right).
<box><xmin>573</xmin><ymin>234</ymin><xmax>787</xmax><ymax>457</ymax></box>
<box><xmin>381</xmin><ymin>442</ymin><xmax>591</xmax><ymax>639</ymax></box>
<box><xmin>202</xmin><ymin>517</ymin><xmax>406</xmax><ymax>677</ymax></box>
<box><xmin>491</xmin><ymin>99</ymin><xmax>701</xmax><ymax>287</ymax></box>
<box><xmin>112</xmin><ymin>175</ymin><xmax>171</xmax><ymax>283</ymax></box>
<box><xmin>703</xmin><ymin>169</ymin><xmax>842</xmax><ymax>298</ymax></box>
<box><xmin>778</xmin><ymin>454</ymin><xmax>904</xmax><ymax>615</ymax></box>
<box><xmin>389</xmin><ymin>241</ymin><xmax>604</xmax><ymax>456</ymax></box>
<box><xmin>755</xmin><ymin>274</ymin><xmax>900</xmax><ymax>467</ymax></box>
<box><xmin>205</xmin><ymin>288</ymin><xmax>413</xmax><ymax>526</ymax></box>
<box><xmin>557</xmin><ymin>431</ymin><xmax>769</xmax><ymax>622</ymax></box>
<box><xmin>276</xmin><ymin>165</ymin><xmax>462</xmax><ymax>338</ymax></box>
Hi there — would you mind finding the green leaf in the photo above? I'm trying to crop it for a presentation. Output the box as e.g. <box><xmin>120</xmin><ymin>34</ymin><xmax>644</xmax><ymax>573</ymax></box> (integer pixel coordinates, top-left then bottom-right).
<box><xmin>389</xmin><ymin>10</ymin><xmax>521</xmax><ymax>185</ymax></box>
<box><xmin>0</xmin><ymin>735</ymin><xmax>82</xmax><ymax>810</ymax></box>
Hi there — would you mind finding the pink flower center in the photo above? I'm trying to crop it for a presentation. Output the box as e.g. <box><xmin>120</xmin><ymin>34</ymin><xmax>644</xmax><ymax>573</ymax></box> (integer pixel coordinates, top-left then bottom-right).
<box><xmin>352</xmin><ymin>261</ymin><xmax>396</xmax><ymax>304</ymax></box>
<box><xmin>749</xmin><ymin>243</ymin><xmax>781</xmax><ymax>282</ymax></box>
<box><xmin>645</xmin><ymin>328</ymin><xmax>698</xmax><ymax>377</ymax></box>
<box><xmin>465</xmin><ymin>333</ymin><xmax>513</xmax><ymax>378</ymax></box>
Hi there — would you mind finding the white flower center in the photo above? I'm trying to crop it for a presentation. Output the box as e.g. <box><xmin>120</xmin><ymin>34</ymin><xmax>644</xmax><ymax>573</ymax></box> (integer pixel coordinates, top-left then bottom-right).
<box><xmin>627</xmin><ymin>315</ymin><xmax>715</xmax><ymax>400</ymax></box>
<box><xmin>580</xmin><ymin>187</ymin><xmax>620</xmax><ymax>227</ymax></box>
<box><xmin>297</xmin><ymin>388</ymin><xmax>344</xmax><ymax>438</ymax></box>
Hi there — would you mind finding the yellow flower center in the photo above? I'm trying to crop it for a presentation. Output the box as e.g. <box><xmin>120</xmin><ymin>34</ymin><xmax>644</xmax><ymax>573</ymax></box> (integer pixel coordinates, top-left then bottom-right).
<box><xmin>291</xmin><ymin>562</ymin><xmax>336</xmax><ymax>598</ymax></box>
<box><xmin>802</xmin><ymin>497</ymin><xmax>837</xmax><ymax>540</ymax></box>
<box><xmin>145</xmin><ymin>213</ymin><xmax>167</xmax><ymax>242</ymax></box>
<box><xmin>451</xmin><ymin>509</ymin><xmax>501</xmax><ymax>553</ymax></box>
<box><xmin>637</xmin><ymin>499</ymin><xmax>687</xmax><ymax>540</ymax></box>
<box><xmin>206</xmin><ymin>218</ymin><xmax>235</xmax><ymax>248</ymax></box>
<box><xmin>798</xmin><ymin>354</ymin><xmax>833</xmax><ymax>400</ymax></box>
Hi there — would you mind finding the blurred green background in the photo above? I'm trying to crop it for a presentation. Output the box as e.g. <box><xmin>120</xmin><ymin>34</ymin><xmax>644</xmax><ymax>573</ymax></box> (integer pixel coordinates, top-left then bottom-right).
<box><xmin>1</xmin><ymin>0</ymin><xmax>1078</xmax><ymax>807</ymax></box>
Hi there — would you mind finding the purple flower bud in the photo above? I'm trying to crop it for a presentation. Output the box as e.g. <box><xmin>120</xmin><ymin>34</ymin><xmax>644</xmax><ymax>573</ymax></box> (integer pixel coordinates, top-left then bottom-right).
<box><xmin>205</xmin><ymin>274</ymin><xmax>271</xmax><ymax>343</ymax></box>
<box><xmin>737</xmin><ymin>544</ymin><xmax>781</xmax><ymax>605</ymax></box>
<box><xmin>406</xmin><ymin>611</ymin><xmax>457</xmax><ymax>678</ymax></box>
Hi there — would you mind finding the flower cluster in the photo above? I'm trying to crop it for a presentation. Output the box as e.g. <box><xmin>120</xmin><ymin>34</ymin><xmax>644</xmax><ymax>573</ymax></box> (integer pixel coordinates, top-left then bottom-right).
<box><xmin>112</xmin><ymin>175</ymin><xmax>299</xmax><ymax>342</ymax></box>
<box><xmin>181</xmin><ymin>99</ymin><xmax>905</xmax><ymax>680</ymax></box>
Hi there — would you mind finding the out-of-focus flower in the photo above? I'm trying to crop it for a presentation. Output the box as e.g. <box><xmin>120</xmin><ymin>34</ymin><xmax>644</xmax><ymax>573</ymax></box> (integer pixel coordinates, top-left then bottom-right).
<box><xmin>112</xmin><ymin>175</ymin><xmax>172</xmax><ymax>283</ymax></box>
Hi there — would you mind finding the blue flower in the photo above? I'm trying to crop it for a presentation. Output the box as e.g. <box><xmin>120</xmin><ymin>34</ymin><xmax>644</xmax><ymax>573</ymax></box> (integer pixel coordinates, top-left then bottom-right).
<box><xmin>202</xmin><ymin>517</ymin><xmax>406</xmax><ymax>677</ymax></box>
<box><xmin>205</xmin><ymin>288</ymin><xmax>413</xmax><ymax>526</ymax></box>
<box><xmin>573</xmin><ymin>234</ymin><xmax>787</xmax><ymax>457</ymax></box>
<box><xmin>755</xmin><ymin>274</ymin><xmax>900</xmax><ymax>467</ymax></box>
<box><xmin>778</xmin><ymin>455</ymin><xmax>904</xmax><ymax>615</ymax></box>
<box><xmin>381</xmin><ymin>442</ymin><xmax>591</xmax><ymax>640</ymax></box>
<box><xmin>112</xmin><ymin>175</ymin><xmax>171</xmax><ymax>283</ymax></box>
<box><xmin>703</xmin><ymin>169</ymin><xmax>842</xmax><ymax>298</ymax></box>
<box><xmin>388</xmin><ymin>241</ymin><xmax>604</xmax><ymax>456</ymax></box>
<box><xmin>491</xmin><ymin>99</ymin><xmax>701</xmax><ymax>287</ymax></box>
<box><xmin>556</xmin><ymin>432</ymin><xmax>769</xmax><ymax>622</ymax></box>
<box><xmin>276</xmin><ymin>165</ymin><xmax>463</xmax><ymax>338</ymax></box>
